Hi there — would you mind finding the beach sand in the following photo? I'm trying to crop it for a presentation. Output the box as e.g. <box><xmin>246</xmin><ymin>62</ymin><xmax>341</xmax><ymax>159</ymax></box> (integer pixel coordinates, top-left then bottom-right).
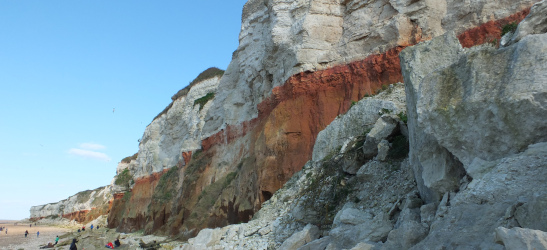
<box><xmin>0</xmin><ymin>223</ymin><xmax>71</xmax><ymax>250</ymax></box>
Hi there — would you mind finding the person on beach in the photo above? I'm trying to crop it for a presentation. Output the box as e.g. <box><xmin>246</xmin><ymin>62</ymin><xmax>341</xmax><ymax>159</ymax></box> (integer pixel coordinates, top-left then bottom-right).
<box><xmin>70</xmin><ymin>238</ymin><xmax>78</xmax><ymax>250</ymax></box>
<box><xmin>90</xmin><ymin>224</ymin><xmax>93</xmax><ymax>231</ymax></box>
<box><xmin>55</xmin><ymin>235</ymin><xmax>59</xmax><ymax>245</ymax></box>
<box><xmin>114</xmin><ymin>238</ymin><xmax>121</xmax><ymax>247</ymax></box>
<box><xmin>37</xmin><ymin>231</ymin><xmax>40</xmax><ymax>237</ymax></box>
<box><xmin>25</xmin><ymin>230</ymin><xmax>28</xmax><ymax>237</ymax></box>
<box><xmin>5</xmin><ymin>228</ymin><xmax>7</xmax><ymax>234</ymax></box>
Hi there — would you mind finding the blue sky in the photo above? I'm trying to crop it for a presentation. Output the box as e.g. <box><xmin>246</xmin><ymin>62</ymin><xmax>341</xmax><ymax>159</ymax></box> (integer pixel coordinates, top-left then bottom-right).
<box><xmin>0</xmin><ymin>0</ymin><xmax>248</xmax><ymax>220</ymax></box>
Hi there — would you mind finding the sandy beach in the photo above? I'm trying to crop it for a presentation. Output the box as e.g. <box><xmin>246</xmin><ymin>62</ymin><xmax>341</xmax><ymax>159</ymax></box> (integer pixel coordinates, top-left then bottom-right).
<box><xmin>0</xmin><ymin>223</ymin><xmax>71</xmax><ymax>250</ymax></box>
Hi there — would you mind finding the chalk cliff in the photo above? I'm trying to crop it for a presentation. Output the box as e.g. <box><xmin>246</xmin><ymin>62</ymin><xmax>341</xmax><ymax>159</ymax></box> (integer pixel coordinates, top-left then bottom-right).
<box><xmin>177</xmin><ymin>1</ymin><xmax>547</xmax><ymax>248</ymax></box>
<box><xmin>30</xmin><ymin>0</ymin><xmax>545</xmax><ymax>245</ymax></box>
<box><xmin>29</xmin><ymin>186</ymin><xmax>112</xmax><ymax>223</ymax></box>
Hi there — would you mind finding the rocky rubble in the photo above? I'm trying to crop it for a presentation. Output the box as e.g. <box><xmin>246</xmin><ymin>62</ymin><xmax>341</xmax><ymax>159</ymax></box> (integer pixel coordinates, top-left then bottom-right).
<box><xmin>176</xmin><ymin>83</ymin><xmax>419</xmax><ymax>250</ymax></box>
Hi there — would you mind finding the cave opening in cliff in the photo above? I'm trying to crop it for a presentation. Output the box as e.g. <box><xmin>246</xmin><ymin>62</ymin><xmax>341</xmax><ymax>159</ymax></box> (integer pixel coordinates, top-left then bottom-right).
<box><xmin>261</xmin><ymin>190</ymin><xmax>273</xmax><ymax>202</ymax></box>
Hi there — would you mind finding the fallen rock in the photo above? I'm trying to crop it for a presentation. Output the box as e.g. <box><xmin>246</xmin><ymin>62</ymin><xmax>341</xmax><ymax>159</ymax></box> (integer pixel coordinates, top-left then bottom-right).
<box><xmin>495</xmin><ymin>227</ymin><xmax>547</xmax><ymax>250</ymax></box>
<box><xmin>362</xmin><ymin>115</ymin><xmax>399</xmax><ymax>158</ymax></box>
<box><xmin>313</xmin><ymin>84</ymin><xmax>406</xmax><ymax>162</ymax></box>
<box><xmin>375</xmin><ymin>140</ymin><xmax>390</xmax><ymax>161</ymax></box>
<box><xmin>279</xmin><ymin>224</ymin><xmax>320</xmax><ymax>250</ymax></box>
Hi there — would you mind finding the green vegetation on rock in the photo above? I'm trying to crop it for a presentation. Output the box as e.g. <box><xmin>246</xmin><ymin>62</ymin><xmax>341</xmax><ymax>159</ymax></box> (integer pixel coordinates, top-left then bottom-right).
<box><xmin>115</xmin><ymin>169</ymin><xmax>133</xmax><ymax>188</ymax></box>
<box><xmin>76</xmin><ymin>190</ymin><xmax>93</xmax><ymax>204</ymax></box>
<box><xmin>121</xmin><ymin>153</ymin><xmax>138</xmax><ymax>163</ymax></box>
<box><xmin>501</xmin><ymin>22</ymin><xmax>518</xmax><ymax>37</ymax></box>
<box><xmin>152</xmin><ymin>67</ymin><xmax>224</xmax><ymax>122</ymax></box>
<box><xmin>171</xmin><ymin>67</ymin><xmax>224</xmax><ymax>101</ymax></box>
<box><xmin>194</xmin><ymin>92</ymin><xmax>215</xmax><ymax>111</ymax></box>
<box><xmin>153</xmin><ymin>166</ymin><xmax>180</xmax><ymax>204</ymax></box>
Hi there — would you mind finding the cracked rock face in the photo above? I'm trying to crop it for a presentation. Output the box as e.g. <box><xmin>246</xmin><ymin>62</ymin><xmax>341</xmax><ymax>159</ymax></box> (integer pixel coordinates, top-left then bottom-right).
<box><xmin>401</xmin><ymin>29</ymin><xmax>547</xmax><ymax>202</ymax></box>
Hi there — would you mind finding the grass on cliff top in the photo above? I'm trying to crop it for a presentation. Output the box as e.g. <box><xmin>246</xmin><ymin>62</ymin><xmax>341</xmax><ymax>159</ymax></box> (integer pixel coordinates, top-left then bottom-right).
<box><xmin>172</xmin><ymin>67</ymin><xmax>224</xmax><ymax>101</ymax></box>
<box><xmin>121</xmin><ymin>153</ymin><xmax>138</xmax><ymax>164</ymax></box>
<box><xmin>151</xmin><ymin>67</ymin><xmax>224</xmax><ymax>123</ymax></box>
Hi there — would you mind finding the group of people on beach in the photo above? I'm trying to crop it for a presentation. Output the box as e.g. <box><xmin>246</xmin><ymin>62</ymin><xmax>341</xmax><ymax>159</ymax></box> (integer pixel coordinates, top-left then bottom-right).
<box><xmin>0</xmin><ymin>226</ymin><xmax>7</xmax><ymax>234</ymax></box>
<box><xmin>66</xmin><ymin>236</ymin><xmax>121</xmax><ymax>249</ymax></box>
<box><xmin>23</xmin><ymin>230</ymin><xmax>40</xmax><ymax>237</ymax></box>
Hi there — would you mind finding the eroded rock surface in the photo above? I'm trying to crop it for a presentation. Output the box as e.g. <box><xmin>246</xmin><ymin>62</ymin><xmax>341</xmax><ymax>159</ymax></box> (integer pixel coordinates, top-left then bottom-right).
<box><xmin>30</xmin><ymin>0</ymin><xmax>543</xmax><ymax>243</ymax></box>
<box><xmin>174</xmin><ymin>4</ymin><xmax>547</xmax><ymax>249</ymax></box>
<box><xmin>401</xmin><ymin>29</ymin><xmax>547</xmax><ymax>202</ymax></box>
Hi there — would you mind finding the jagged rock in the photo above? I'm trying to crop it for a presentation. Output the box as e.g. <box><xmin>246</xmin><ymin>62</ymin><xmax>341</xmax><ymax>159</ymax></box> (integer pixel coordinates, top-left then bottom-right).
<box><xmin>187</xmin><ymin>228</ymin><xmax>225</xmax><ymax>249</ymax></box>
<box><xmin>383</xmin><ymin>220</ymin><xmax>429</xmax><ymax>250</ymax></box>
<box><xmin>279</xmin><ymin>224</ymin><xmax>320</xmax><ymax>250</ymax></box>
<box><xmin>349</xmin><ymin>242</ymin><xmax>377</xmax><ymax>250</ymax></box>
<box><xmin>362</xmin><ymin>115</ymin><xmax>400</xmax><ymax>158</ymax></box>
<box><xmin>515</xmin><ymin>193</ymin><xmax>547</xmax><ymax>231</ymax></box>
<box><xmin>329</xmin><ymin>209</ymin><xmax>392</xmax><ymax>249</ymax></box>
<box><xmin>495</xmin><ymin>227</ymin><xmax>547</xmax><ymax>250</ymax></box>
<box><xmin>504</xmin><ymin>0</ymin><xmax>547</xmax><ymax>46</ymax></box>
<box><xmin>401</xmin><ymin>28</ymin><xmax>547</xmax><ymax>202</ymax></box>
<box><xmin>400</xmin><ymin>31</ymin><xmax>467</xmax><ymax>202</ymax></box>
<box><xmin>412</xmin><ymin>143</ymin><xmax>547</xmax><ymax>249</ymax></box>
<box><xmin>313</xmin><ymin>84</ymin><xmax>406</xmax><ymax>162</ymax></box>
<box><xmin>333</xmin><ymin>203</ymin><xmax>374</xmax><ymax>227</ymax></box>
<box><xmin>297</xmin><ymin>236</ymin><xmax>332</xmax><ymax>250</ymax></box>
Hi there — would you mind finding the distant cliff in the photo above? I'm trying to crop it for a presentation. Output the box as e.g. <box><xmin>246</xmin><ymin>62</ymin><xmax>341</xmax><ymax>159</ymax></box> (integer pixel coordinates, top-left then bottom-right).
<box><xmin>29</xmin><ymin>186</ymin><xmax>111</xmax><ymax>223</ymax></box>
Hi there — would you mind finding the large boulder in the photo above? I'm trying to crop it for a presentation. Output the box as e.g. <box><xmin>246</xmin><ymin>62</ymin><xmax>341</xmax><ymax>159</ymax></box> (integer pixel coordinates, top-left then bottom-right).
<box><xmin>411</xmin><ymin>142</ymin><xmax>547</xmax><ymax>249</ymax></box>
<box><xmin>400</xmin><ymin>29</ymin><xmax>547</xmax><ymax>202</ymax></box>
<box><xmin>312</xmin><ymin>83</ymin><xmax>406</xmax><ymax>162</ymax></box>
<box><xmin>279</xmin><ymin>224</ymin><xmax>320</xmax><ymax>250</ymax></box>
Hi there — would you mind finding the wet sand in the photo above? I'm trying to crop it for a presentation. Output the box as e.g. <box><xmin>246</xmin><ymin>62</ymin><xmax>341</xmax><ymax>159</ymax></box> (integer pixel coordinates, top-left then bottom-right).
<box><xmin>0</xmin><ymin>223</ymin><xmax>71</xmax><ymax>249</ymax></box>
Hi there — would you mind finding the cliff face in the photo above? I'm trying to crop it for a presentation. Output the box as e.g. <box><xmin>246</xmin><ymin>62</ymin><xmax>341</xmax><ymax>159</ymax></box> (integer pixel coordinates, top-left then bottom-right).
<box><xmin>105</xmin><ymin>0</ymin><xmax>538</xmax><ymax>238</ymax></box>
<box><xmin>30</xmin><ymin>0</ymin><xmax>541</xmax><ymax>239</ymax></box>
<box><xmin>29</xmin><ymin>186</ymin><xmax>112</xmax><ymax>223</ymax></box>
<box><xmin>177</xmin><ymin>1</ymin><xmax>547</xmax><ymax>248</ymax></box>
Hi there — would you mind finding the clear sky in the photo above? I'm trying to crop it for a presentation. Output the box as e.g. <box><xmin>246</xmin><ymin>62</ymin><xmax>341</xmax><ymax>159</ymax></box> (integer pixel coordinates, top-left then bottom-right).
<box><xmin>0</xmin><ymin>0</ymin><xmax>248</xmax><ymax>220</ymax></box>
